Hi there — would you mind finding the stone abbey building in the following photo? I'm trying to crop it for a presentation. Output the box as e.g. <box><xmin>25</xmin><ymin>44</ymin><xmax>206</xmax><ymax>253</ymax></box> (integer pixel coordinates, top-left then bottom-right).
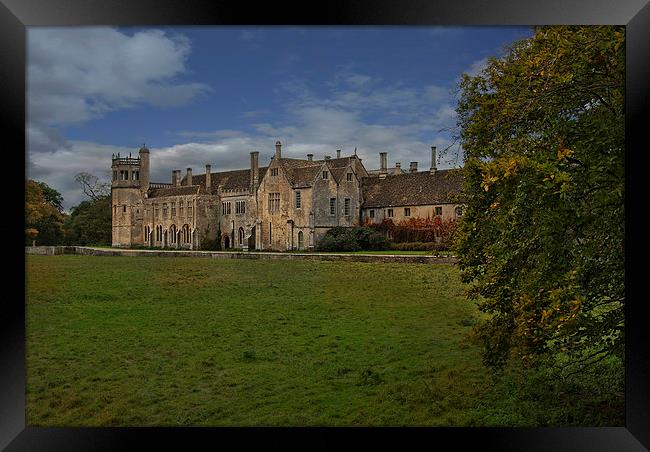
<box><xmin>111</xmin><ymin>141</ymin><xmax>464</xmax><ymax>250</ymax></box>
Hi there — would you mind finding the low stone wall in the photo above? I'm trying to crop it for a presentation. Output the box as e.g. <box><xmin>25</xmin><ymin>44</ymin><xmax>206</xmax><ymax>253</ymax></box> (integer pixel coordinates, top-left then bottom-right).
<box><xmin>26</xmin><ymin>246</ymin><xmax>458</xmax><ymax>264</ymax></box>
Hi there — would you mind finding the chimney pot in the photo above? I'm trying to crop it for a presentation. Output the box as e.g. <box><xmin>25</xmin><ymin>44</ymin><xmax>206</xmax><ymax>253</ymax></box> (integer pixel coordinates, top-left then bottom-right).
<box><xmin>205</xmin><ymin>164</ymin><xmax>212</xmax><ymax>190</ymax></box>
<box><xmin>250</xmin><ymin>151</ymin><xmax>259</xmax><ymax>192</ymax></box>
<box><xmin>395</xmin><ymin>162</ymin><xmax>402</xmax><ymax>175</ymax></box>
<box><xmin>275</xmin><ymin>141</ymin><xmax>282</xmax><ymax>159</ymax></box>
<box><xmin>186</xmin><ymin>168</ymin><xmax>193</xmax><ymax>186</ymax></box>
<box><xmin>430</xmin><ymin>145</ymin><xmax>438</xmax><ymax>174</ymax></box>
<box><xmin>379</xmin><ymin>152</ymin><xmax>388</xmax><ymax>179</ymax></box>
<box><xmin>336</xmin><ymin>149</ymin><xmax>341</xmax><ymax>159</ymax></box>
<box><xmin>307</xmin><ymin>153</ymin><xmax>313</xmax><ymax>161</ymax></box>
<box><xmin>410</xmin><ymin>162</ymin><xmax>418</xmax><ymax>173</ymax></box>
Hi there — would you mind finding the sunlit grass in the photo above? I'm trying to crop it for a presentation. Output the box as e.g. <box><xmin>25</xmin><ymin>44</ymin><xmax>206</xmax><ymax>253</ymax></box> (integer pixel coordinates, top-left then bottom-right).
<box><xmin>25</xmin><ymin>255</ymin><xmax>623</xmax><ymax>426</ymax></box>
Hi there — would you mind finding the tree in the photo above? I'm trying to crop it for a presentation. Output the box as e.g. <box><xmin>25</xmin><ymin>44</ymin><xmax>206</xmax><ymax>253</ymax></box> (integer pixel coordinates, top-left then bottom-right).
<box><xmin>25</xmin><ymin>180</ymin><xmax>67</xmax><ymax>245</ymax></box>
<box><xmin>64</xmin><ymin>197</ymin><xmax>112</xmax><ymax>245</ymax></box>
<box><xmin>74</xmin><ymin>172</ymin><xmax>110</xmax><ymax>201</ymax></box>
<box><xmin>455</xmin><ymin>26</ymin><xmax>624</xmax><ymax>372</ymax></box>
<box><xmin>64</xmin><ymin>172</ymin><xmax>112</xmax><ymax>245</ymax></box>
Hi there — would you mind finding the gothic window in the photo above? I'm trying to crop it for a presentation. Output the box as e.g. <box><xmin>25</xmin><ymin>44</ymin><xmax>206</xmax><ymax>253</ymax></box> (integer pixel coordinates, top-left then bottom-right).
<box><xmin>238</xmin><ymin>227</ymin><xmax>245</xmax><ymax>246</ymax></box>
<box><xmin>169</xmin><ymin>225</ymin><xmax>177</xmax><ymax>243</ymax></box>
<box><xmin>298</xmin><ymin>230</ymin><xmax>304</xmax><ymax>249</ymax></box>
<box><xmin>182</xmin><ymin>224</ymin><xmax>190</xmax><ymax>243</ymax></box>
<box><xmin>113</xmin><ymin>171</ymin><xmax>117</xmax><ymax>181</ymax></box>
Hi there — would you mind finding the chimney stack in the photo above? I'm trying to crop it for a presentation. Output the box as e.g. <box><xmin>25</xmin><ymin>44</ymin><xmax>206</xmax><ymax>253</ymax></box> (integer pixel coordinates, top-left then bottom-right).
<box><xmin>250</xmin><ymin>151</ymin><xmax>259</xmax><ymax>193</ymax></box>
<box><xmin>379</xmin><ymin>152</ymin><xmax>388</xmax><ymax>179</ymax></box>
<box><xmin>336</xmin><ymin>149</ymin><xmax>341</xmax><ymax>159</ymax></box>
<box><xmin>205</xmin><ymin>164</ymin><xmax>211</xmax><ymax>190</ymax></box>
<box><xmin>395</xmin><ymin>162</ymin><xmax>402</xmax><ymax>175</ymax></box>
<box><xmin>410</xmin><ymin>162</ymin><xmax>418</xmax><ymax>173</ymax></box>
<box><xmin>307</xmin><ymin>153</ymin><xmax>313</xmax><ymax>161</ymax></box>
<box><xmin>171</xmin><ymin>170</ymin><xmax>177</xmax><ymax>186</ymax></box>
<box><xmin>275</xmin><ymin>140</ymin><xmax>282</xmax><ymax>159</ymax></box>
<box><xmin>430</xmin><ymin>146</ymin><xmax>437</xmax><ymax>174</ymax></box>
<box><xmin>174</xmin><ymin>170</ymin><xmax>181</xmax><ymax>186</ymax></box>
<box><xmin>186</xmin><ymin>168</ymin><xmax>193</xmax><ymax>186</ymax></box>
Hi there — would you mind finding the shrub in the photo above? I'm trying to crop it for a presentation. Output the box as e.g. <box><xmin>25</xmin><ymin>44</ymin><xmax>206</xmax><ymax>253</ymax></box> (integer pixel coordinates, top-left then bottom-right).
<box><xmin>316</xmin><ymin>226</ymin><xmax>390</xmax><ymax>252</ymax></box>
<box><xmin>390</xmin><ymin>242</ymin><xmax>450</xmax><ymax>252</ymax></box>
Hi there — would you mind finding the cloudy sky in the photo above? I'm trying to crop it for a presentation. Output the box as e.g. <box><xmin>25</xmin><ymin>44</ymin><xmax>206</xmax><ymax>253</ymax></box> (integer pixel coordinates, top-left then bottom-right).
<box><xmin>27</xmin><ymin>26</ymin><xmax>532</xmax><ymax>210</ymax></box>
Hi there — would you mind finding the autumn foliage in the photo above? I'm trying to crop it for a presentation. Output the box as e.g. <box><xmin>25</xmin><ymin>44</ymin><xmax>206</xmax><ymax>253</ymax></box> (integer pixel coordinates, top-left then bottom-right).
<box><xmin>455</xmin><ymin>26</ymin><xmax>624</xmax><ymax>373</ymax></box>
<box><xmin>365</xmin><ymin>216</ymin><xmax>458</xmax><ymax>248</ymax></box>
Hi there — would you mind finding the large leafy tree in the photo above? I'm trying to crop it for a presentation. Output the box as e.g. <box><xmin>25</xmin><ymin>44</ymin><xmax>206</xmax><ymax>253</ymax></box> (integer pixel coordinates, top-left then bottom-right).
<box><xmin>25</xmin><ymin>180</ymin><xmax>67</xmax><ymax>245</ymax></box>
<box><xmin>455</xmin><ymin>26</ymin><xmax>624</xmax><ymax>372</ymax></box>
<box><xmin>65</xmin><ymin>196</ymin><xmax>112</xmax><ymax>245</ymax></box>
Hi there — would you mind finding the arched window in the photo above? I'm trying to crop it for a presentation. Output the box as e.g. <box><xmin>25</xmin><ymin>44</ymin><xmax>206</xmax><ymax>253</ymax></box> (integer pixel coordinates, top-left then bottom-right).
<box><xmin>182</xmin><ymin>224</ymin><xmax>190</xmax><ymax>244</ymax></box>
<box><xmin>144</xmin><ymin>225</ymin><xmax>151</xmax><ymax>243</ymax></box>
<box><xmin>298</xmin><ymin>230</ymin><xmax>304</xmax><ymax>249</ymax></box>
<box><xmin>169</xmin><ymin>225</ymin><xmax>177</xmax><ymax>243</ymax></box>
<box><xmin>238</xmin><ymin>227</ymin><xmax>244</xmax><ymax>246</ymax></box>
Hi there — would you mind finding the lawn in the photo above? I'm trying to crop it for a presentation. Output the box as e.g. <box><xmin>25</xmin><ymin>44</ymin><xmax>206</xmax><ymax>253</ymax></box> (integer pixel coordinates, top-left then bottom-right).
<box><xmin>25</xmin><ymin>255</ymin><xmax>623</xmax><ymax>426</ymax></box>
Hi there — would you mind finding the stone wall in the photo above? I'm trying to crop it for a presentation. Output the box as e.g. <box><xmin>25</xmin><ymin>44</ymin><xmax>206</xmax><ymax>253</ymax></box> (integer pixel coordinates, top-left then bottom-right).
<box><xmin>26</xmin><ymin>246</ymin><xmax>457</xmax><ymax>265</ymax></box>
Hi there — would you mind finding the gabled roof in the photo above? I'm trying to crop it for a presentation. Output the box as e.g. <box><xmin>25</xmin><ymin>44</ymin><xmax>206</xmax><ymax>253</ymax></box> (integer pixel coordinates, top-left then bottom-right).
<box><xmin>277</xmin><ymin>156</ymin><xmax>361</xmax><ymax>187</ymax></box>
<box><xmin>361</xmin><ymin>169</ymin><xmax>464</xmax><ymax>208</ymax></box>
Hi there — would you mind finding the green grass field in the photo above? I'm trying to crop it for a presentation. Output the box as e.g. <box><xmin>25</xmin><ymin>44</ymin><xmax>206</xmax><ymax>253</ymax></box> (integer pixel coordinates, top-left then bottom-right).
<box><xmin>25</xmin><ymin>255</ymin><xmax>623</xmax><ymax>426</ymax></box>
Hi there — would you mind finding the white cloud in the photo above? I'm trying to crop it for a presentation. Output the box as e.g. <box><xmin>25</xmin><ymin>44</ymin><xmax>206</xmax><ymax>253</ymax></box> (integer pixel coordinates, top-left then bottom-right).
<box><xmin>27</xmin><ymin>27</ymin><xmax>211</xmax><ymax>126</ymax></box>
<box><xmin>26</xmin><ymin>27</ymin><xmax>213</xmax><ymax>209</ymax></box>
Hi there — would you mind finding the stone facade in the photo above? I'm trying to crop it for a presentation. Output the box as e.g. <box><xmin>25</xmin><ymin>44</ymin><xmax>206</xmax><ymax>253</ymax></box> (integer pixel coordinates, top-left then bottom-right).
<box><xmin>111</xmin><ymin>142</ymin><xmax>464</xmax><ymax>250</ymax></box>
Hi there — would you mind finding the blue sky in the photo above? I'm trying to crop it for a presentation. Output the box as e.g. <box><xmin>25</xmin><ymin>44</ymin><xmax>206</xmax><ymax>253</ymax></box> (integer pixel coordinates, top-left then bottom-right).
<box><xmin>27</xmin><ymin>26</ymin><xmax>532</xmax><ymax>209</ymax></box>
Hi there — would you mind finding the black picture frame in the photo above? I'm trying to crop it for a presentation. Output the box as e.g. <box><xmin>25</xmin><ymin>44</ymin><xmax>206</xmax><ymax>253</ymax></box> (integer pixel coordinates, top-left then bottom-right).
<box><xmin>4</xmin><ymin>0</ymin><xmax>649</xmax><ymax>450</ymax></box>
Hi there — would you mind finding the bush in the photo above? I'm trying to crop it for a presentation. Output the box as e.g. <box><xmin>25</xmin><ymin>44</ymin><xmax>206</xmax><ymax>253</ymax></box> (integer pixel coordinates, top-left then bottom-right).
<box><xmin>316</xmin><ymin>226</ymin><xmax>390</xmax><ymax>252</ymax></box>
<box><xmin>389</xmin><ymin>242</ymin><xmax>450</xmax><ymax>252</ymax></box>
<box><xmin>317</xmin><ymin>227</ymin><xmax>361</xmax><ymax>252</ymax></box>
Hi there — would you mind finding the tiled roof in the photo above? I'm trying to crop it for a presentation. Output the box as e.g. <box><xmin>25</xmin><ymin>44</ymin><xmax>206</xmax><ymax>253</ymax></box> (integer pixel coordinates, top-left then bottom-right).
<box><xmin>177</xmin><ymin>167</ymin><xmax>269</xmax><ymax>193</ymax></box>
<box><xmin>361</xmin><ymin>169</ymin><xmax>464</xmax><ymax>208</ymax></box>
<box><xmin>148</xmin><ymin>185</ymin><xmax>199</xmax><ymax>198</ymax></box>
